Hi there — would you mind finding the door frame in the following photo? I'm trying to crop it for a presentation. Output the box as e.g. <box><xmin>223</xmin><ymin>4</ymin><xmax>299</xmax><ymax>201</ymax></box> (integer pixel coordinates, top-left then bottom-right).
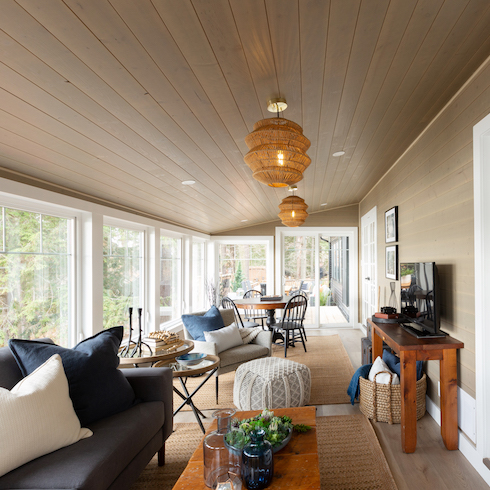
<box><xmin>275</xmin><ymin>227</ymin><xmax>358</xmax><ymax>328</ymax></box>
<box><xmin>473</xmin><ymin>113</ymin><xmax>490</xmax><ymax>460</ymax></box>
<box><xmin>360</xmin><ymin>206</ymin><xmax>377</xmax><ymax>327</ymax></box>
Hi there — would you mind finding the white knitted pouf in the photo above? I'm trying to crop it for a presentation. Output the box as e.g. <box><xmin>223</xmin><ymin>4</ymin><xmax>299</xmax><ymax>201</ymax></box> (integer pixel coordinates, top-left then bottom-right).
<box><xmin>233</xmin><ymin>357</ymin><xmax>311</xmax><ymax>410</ymax></box>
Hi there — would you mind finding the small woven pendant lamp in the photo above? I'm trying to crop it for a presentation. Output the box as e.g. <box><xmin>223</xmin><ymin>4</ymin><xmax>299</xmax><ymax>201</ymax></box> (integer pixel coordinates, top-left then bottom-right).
<box><xmin>278</xmin><ymin>187</ymin><xmax>308</xmax><ymax>227</ymax></box>
<box><xmin>244</xmin><ymin>98</ymin><xmax>311</xmax><ymax>187</ymax></box>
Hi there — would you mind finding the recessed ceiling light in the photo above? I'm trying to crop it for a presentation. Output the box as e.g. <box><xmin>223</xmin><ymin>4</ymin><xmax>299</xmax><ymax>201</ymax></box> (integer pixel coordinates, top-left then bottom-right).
<box><xmin>181</xmin><ymin>180</ymin><xmax>195</xmax><ymax>185</ymax></box>
<box><xmin>321</xmin><ymin>203</ymin><xmax>328</xmax><ymax>206</ymax></box>
<box><xmin>332</xmin><ymin>151</ymin><xmax>345</xmax><ymax>157</ymax></box>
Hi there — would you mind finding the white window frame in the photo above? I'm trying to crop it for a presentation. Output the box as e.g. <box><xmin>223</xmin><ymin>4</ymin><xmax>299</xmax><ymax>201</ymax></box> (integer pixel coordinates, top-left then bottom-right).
<box><xmin>103</xmin><ymin>217</ymin><xmax>149</xmax><ymax>335</ymax></box>
<box><xmin>0</xmin><ymin>192</ymin><xmax>80</xmax><ymax>346</ymax></box>
<box><xmin>210</xmin><ymin>236</ymin><xmax>275</xmax><ymax>299</ymax></box>
<box><xmin>188</xmin><ymin>237</ymin><xmax>207</xmax><ymax>313</ymax></box>
<box><xmin>0</xmin><ymin>177</ymin><xmax>212</xmax><ymax>340</ymax></box>
<box><xmin>159</xmin><ymin>230</ymin><xmax>183</xmax><ymax>329</ymax></box>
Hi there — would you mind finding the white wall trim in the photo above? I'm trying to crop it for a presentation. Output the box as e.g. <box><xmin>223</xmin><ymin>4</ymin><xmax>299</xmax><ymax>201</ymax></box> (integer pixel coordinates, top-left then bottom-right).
<box><xmin>426</xmin><ymin>394</ymin><xmax>490</xmax><ymax>486</ymax></box>
<box><xmin>473</xmin><ymin>112</ymin><xmax>490</xmax><ymax>462</ymax></box>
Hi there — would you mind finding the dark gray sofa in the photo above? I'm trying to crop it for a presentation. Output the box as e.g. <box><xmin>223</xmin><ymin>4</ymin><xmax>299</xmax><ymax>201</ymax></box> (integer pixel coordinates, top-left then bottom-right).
<box><xmin>0</xmin><ymin>342</ymin><xmax>173</xmax><ymax>490</ymax></box>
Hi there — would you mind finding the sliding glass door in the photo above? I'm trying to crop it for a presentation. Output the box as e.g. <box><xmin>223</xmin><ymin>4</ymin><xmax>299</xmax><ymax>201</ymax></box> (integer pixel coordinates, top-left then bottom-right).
<box><xmin>276</xmin><ymin>228</ymin><xmax>358</xmax><ymax>328</ymax></box>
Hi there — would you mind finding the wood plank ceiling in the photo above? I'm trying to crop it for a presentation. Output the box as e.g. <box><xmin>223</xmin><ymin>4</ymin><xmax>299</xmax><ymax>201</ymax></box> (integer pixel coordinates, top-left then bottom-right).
<box><xmin>0</xmin><ymin>0</ymin><xmax>490</xmax><ymax>234</ymax></box>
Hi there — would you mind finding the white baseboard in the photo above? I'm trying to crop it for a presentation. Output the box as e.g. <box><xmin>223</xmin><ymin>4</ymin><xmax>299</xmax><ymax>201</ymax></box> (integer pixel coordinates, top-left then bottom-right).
<box><xmin>358</xmin><ymin>323</ymin><xmax>367</xmax><ymax>335</ymax></box>
<box><xmin>426</xmin><ymin>395</ymin><xmax>490</xmax><ymax>486</ymax></box>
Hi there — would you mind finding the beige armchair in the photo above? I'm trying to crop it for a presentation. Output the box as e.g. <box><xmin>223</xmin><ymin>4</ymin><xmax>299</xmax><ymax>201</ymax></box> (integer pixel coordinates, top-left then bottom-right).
<box><xmin>181</xmin><ymin>308</ymin><xmax>272</xmax><ymax>402</ymax></box>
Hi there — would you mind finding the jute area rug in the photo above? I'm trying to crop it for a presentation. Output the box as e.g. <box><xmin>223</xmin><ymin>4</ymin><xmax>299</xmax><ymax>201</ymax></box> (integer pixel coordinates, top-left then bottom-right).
<box><xmin>173</xmin><ymin>334</ymin><xmax>355</xmax><ymax>410</ymax></box>
<box><xmin>130</xmin><ymin>414</ymin><xmax>397</xmax><ymax>490</ymax></box>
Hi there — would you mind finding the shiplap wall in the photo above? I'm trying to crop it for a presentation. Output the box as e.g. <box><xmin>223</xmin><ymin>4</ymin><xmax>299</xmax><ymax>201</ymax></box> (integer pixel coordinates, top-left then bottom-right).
<box><xmin>360</xmin><ymin>56</ymin><xmax>490</xmax><ymax>403</ymax></box>
<box><xmin>213</xmin><ymin>204</ymin><xmax>359</xmax><ymax>236</ymax></box>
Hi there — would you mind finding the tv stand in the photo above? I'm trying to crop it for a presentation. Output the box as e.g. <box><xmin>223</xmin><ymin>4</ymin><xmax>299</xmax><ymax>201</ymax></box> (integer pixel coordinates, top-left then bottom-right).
<box><xmin>400</xmin><ymin>322</ymin><xmax>447</xmax><ymax>339</ymax></box>
<box><xmin>369</xmin><ymin>319</ymin><xmax>464</xmax><ymax>453</ymax></box>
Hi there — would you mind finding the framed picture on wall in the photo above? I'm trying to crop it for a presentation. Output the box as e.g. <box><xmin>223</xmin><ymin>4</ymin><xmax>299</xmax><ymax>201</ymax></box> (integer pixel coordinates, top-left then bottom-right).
<box><xmin>386</xmin><ymin>245</ymin><xmax>398</xmax><ymax>280</ymax></box>
<box><xmin>385</xmin><ymin>206</ymin><xmax>398</xmax><ymax>243</ymax></box>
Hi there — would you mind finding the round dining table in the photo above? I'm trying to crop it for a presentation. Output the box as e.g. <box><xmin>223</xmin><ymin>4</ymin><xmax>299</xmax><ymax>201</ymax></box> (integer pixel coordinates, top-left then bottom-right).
<box><xmin>234</xmin><ymin>295</ymin><xmax>289</xmax><ymax>327</ymax></box>
<box><xmin>234</xmin><ymin>296</ymin><xmax>289</xmax><ymax>343</ymax></box>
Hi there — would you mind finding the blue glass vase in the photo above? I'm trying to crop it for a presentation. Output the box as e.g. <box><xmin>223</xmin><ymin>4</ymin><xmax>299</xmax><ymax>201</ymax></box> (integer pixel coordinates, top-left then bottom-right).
<box><xmin>241</xmin><ymin>429</ymin><xmax>273</xmax><ymax>490</ymax></box>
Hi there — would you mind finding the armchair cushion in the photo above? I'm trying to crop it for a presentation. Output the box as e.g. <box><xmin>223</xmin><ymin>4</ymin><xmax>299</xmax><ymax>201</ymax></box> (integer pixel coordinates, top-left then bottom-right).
<box><xmin>204</xmin><ymin>324</ymin><xmax>243</xmax><ymax>353</ymax></box>
<box><xmin>181</xmin><ymin>305</ymin><xmax>224</xmax><ymax>341</ymax></box>
<box><xmin>8</xmin><ymin>326</ymin><xmax>135</xmax><ymax>426</ymax></box>
<box><xmin>219</xmin><ymin>343</ymin><xmax>269</xmax><ymax>369</ymax></box>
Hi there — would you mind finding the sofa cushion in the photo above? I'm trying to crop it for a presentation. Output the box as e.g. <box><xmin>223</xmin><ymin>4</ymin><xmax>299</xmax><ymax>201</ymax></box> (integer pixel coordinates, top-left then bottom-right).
<box><xmin>0</xmin><ymin>400</ymin><xmax>164</xmax><ymax>490</ymax></box>
<box><xmin>181</xmin><ymin>305</ymin><xmax>225</xmax><ymax>341</ymax></box>
<box><xmin>219</xmin><ymin>343</ymin><xmax>269</xmax><ymax>369</ymax></box>
<box><xmin>204</xmin><ymin>323</ymin><xmax>243</xmax><ymax>353</ymax></box>
<box><xmin>0</xmin><ymin>354</ymin><xmax>92</xmax><ymax>478</ymax></box>
<box><xmin>8</xmin><ymin>326</ymin><xmax>135</xmax><ymax>426</ymax></box>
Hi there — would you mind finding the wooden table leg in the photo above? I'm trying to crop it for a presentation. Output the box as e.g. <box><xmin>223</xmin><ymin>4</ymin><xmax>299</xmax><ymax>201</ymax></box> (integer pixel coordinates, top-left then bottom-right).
<box><xmin>372</xmin><ymin>328</ymin><xmax>383</xmax><ymax>360</ymax></box>
<box><xmin>400</xmin><ymin>350</ymin><xmax>417</xmax><ymax>453</ymax></box>
<box><xmin>440</xmin><ymin>349</ymin><xmax>459</xmax><ymax>450</ymax></box>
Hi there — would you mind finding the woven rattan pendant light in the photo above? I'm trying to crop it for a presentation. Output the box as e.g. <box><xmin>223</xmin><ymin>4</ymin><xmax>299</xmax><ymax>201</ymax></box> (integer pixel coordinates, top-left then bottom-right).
<box><xmin>244</xmin><ymin>98</ymin><xmax>311</xmax><ymax>187</ymax></box>
<box><xmin>278</xmin><ymin>187</ymin><xmax>309</xmax><ymax>227</ymax></box>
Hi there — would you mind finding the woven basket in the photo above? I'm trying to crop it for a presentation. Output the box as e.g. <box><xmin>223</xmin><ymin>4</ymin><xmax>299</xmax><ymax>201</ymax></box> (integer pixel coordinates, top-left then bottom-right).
<box><xmin>359</xmin><ymin>371</ymin><xmax>426</xmax><ymax>424</ymax></box>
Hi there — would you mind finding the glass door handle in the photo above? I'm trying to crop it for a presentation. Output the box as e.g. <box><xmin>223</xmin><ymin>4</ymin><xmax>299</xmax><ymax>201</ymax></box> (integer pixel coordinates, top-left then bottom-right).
<box><xmin>365</xmin><ymin>277</ymin><xmax>370</xmax><ymax>280</ymax></box>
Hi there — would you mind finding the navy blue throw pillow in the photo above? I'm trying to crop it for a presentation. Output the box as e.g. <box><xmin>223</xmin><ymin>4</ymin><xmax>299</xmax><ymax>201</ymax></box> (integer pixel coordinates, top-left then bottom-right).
<box><xmin>8</xmin><ymin>326</ymin><xmax>135</xmax><ymax>426</ymax></box>
<box><xmin>382</xmin><ymin>348</ymin><xmax>424</xmax><ymax>381</ymax></box>
<box><xmin>181</xmin><ymin>305</ymin><xmax>225</xmax><ymax>341</ymax></box>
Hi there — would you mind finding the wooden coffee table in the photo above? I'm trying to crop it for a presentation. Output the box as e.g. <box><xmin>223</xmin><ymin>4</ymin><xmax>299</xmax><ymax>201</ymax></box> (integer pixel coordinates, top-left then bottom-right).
<box><xmin>172</xmin><ymin>406</ymin><xmax>320</xmax><ymax>489</ymax></box>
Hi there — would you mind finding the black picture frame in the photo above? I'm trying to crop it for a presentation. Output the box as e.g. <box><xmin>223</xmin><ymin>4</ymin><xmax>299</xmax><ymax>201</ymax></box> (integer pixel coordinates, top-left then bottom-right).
<box><xmin>386</xmin><ymin>245</ymin><xmax>398</xmax><ymax>280</ymax></box>
<box><xmin>385</xmin><ymin>206</ymin><xmax>398</xmax><ymax>243</ymax></box>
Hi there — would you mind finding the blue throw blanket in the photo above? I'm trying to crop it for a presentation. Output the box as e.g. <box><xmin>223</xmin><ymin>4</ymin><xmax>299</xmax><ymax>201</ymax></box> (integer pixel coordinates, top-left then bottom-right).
<box><xmin>347</xmin><ymin>363</ymin><xmax>372</xmax><ymax>405</ymax></box>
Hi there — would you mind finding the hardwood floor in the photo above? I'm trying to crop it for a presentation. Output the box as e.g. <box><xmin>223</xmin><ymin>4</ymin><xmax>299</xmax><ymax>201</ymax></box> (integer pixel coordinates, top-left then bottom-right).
<box><xmin>174</xmin><ymin>327</ymin><xmax>489</xmax><ymax>488</ymax></box>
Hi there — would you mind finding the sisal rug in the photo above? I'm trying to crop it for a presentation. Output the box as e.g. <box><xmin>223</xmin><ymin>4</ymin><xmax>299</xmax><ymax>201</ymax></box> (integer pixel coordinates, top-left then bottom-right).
<box><xmin>317</xmin><ymin>414</ymin><xmax>397</xmax><ymax>489</ymax></box>
<box><xmin>173</xmin><ymin>334</ymin><xmax>355</xmax><ymax>411</ymax></box>
<box><xmin>130</xmin><ymin>414</ymin><xmax>397</xmax><ymax>490</ymax></box>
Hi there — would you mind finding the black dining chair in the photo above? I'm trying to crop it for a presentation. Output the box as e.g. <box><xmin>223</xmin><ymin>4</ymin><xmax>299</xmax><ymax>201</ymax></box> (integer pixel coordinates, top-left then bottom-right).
<box><xmin>287</xmin><ymin>290</ymin><xmax>308</xmax><ymax>341</ymax></box>
<box><xmin>242</xmin><ymin>290</ymin><xmax>268</xmax><ymax>329</ymax></box>
<box><xmin>273</xmin><ymin>294</ymin><xmax>308</xmax><ymax>357</ymax></box>
<box><xmin>221</xmin><ymin>297</ymin><xmax>260</xmax><ymax>328</ymax></box>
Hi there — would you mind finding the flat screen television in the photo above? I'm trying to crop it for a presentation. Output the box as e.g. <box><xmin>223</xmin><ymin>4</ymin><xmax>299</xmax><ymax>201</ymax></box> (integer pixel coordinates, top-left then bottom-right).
<box><xmin>399</xmin><ymin>262</ymin><xmax>445</xmax><ymax>338</ymax></box>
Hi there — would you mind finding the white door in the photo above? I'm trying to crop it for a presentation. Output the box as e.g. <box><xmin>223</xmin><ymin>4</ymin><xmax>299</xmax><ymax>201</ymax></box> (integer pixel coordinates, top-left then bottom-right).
<box><xmin>361</xmin><ymin>207</ymin><xmax>377</xmax><ymax>326</ymax></box>
<box><xmin>276</xmin><ymin>227</ymin><xmax>358</xmax><ymax>328</ymax></box>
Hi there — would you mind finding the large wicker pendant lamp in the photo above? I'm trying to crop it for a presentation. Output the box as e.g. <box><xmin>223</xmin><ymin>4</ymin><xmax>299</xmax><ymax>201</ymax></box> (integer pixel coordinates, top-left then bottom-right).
<box><xmin>278</xmin><ymin>186</ymin><xmax>309</xmax><ymax>227</ymax></box>
<box><xmin>244</xmin><ymin>98</ymin><xmax>311</xmax><ymax>187</ymax></box>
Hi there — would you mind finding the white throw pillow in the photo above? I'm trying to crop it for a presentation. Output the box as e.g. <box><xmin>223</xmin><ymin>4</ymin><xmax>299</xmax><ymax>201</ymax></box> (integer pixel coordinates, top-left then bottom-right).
<box><xmin>368</xmin><ymin>356</ymin><xmax>400</xmax><ymax>385</ymax></box>
<box><xmin>204</xmin><ymin>324</ymin><xmax>243</xmax><ymax>353</ymax></box>
<box><xmin>0</xmin><ymin>354</ymin><xmax>92</xmax><ymax>477</ymax></box>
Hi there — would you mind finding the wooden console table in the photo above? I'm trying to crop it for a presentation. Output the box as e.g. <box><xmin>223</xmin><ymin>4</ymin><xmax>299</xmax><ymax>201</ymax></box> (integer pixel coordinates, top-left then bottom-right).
<box><xmin>369</xmin><ymin>319</ymin><xmax>464</xmax><ymax>453</ymax></box>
